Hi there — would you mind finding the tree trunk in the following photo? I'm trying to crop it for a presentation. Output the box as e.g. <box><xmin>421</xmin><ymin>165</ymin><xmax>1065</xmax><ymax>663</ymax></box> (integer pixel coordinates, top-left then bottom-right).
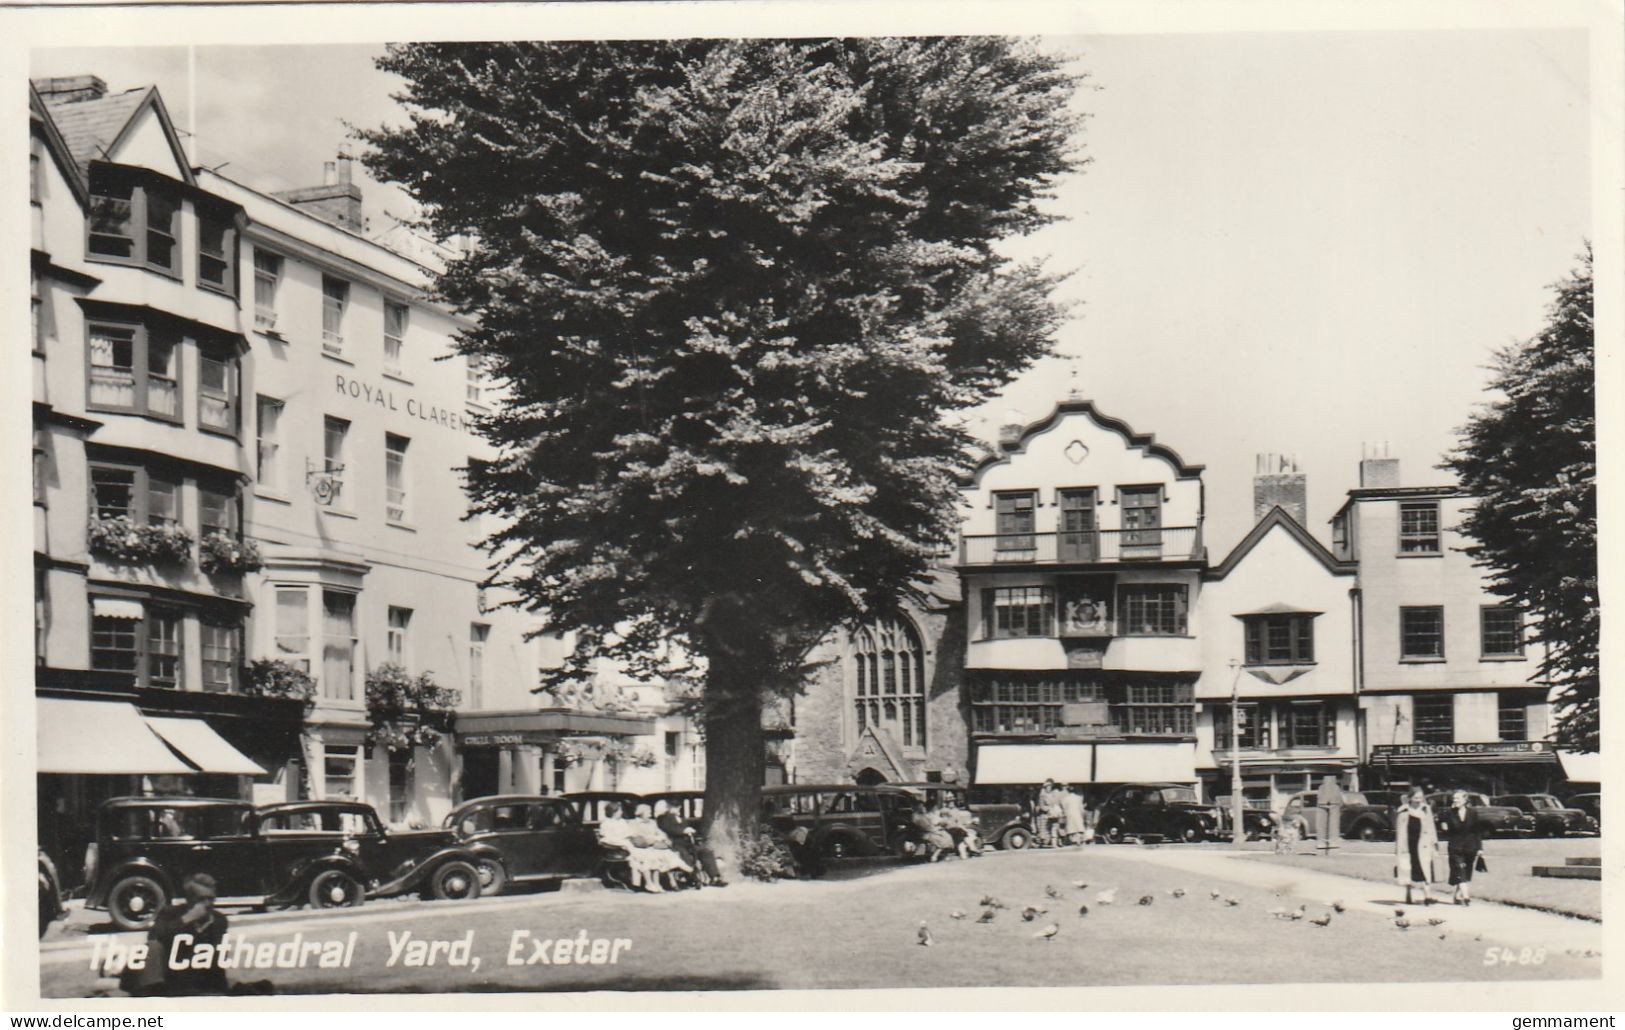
<box><xmin>700</xmin><ymin>650</ymin><xmax>767</xmax><ymax>877</ymax></box>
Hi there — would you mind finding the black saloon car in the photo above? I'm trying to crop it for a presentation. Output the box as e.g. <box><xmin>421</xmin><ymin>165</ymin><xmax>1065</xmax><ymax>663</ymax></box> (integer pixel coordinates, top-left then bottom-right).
<box><xmin>1492</xmin><ymin>794</ymin><xmax>1599</xmax><ymax>837</ymax></box>
<box><xmin>86</xmin><ymin>797</ymin><xmax>484</xmax><ymax>930</ymax></box>
<box><xmin>1425</xmin><ymin>792</ymin><xmax>1536</xmax><ymax>838</ymax></box>
<box><xmin>761</xmin><ymin>784</ymin><xmax>920</xmax><ymax>859</ymax></box>
<box><xmin>444</xmin><ymin>794</ymin><xmax>601</xmax><ymax>894</ymax></box>
<box><xmin>1568</xmin><ymin>792</ymin><xmax>1601</xmax><ymax>828</ymax></box>
<box><xmin>1281</xmin><ymin>790</ymin><xmax>1394</xmax><ymax>840</ymax></box>
<box><xmin>1096</xmin><ymin>783</ymin><xmax>1229</xmax><ymax>844</ymax></box>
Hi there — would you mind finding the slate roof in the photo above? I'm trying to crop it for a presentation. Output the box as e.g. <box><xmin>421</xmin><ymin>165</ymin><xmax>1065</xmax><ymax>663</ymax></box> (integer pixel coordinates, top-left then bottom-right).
<box><xmin>44</xmin><ymin>87</ymin><xmax>151</xmax><ymax>176</ymax></box>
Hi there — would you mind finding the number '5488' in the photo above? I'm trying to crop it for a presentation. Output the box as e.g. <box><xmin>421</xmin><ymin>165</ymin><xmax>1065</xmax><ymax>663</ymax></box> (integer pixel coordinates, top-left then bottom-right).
<box><xmin>1483</xmin><ymin>947</ymin><xmax>1546</xmax><ymax>966</ymax></box>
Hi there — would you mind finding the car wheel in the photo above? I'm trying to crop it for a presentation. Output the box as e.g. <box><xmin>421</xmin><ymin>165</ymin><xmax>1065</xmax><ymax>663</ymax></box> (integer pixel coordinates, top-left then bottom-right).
<box><xmin>1101</xmin><ymin>822</ymin><xmax>1126</xmax><ymax>845</ymax></box>
<box><xmin>308</xmin><ymin>869</ymin><xmax>364</xmax><ymax>910</ymax></box>
<box><xmin>1000</xmin><ymin>827</ymin><xmax>1032</xmax><ymax>851</ymax></box>
<box><xmin>475</xmin><ymin>858</ymin><xmax>508</xmax><ymax>897</ymax></box>
<box><xmin>1356</xmin><ymin>822</ymin><xmax>1381</xmax><ymax>842</ymax></box>
<box><xmin>1179</xmin><ymin>824</ymin><xmax>1204</xmax><ymax>844</ymax></box>
<box><xmin>823</xmin><ymin>837</ymin><xmax>850</xmax><ymax>861</ymax></box>
<box><xmin>108</xmin><ymin>874</ymin><xmax>167</xmax><ymax>931</ymax></box>
<box><xmin>429</xmin><ymin>860</ymin><xmax>481</xmax><ymax>902</ymax></box>
<box><xmin>38</xmin><ymin>883</ymin><xmax>57</xmax><ymax>938</ymax></box>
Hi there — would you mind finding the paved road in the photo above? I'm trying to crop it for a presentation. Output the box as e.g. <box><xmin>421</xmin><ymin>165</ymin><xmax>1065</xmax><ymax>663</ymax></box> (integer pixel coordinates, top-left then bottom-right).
<box><xmin>38</xmin><ymin>845</ymin><xmax>1603</xmax><ymax>998</ymax></box>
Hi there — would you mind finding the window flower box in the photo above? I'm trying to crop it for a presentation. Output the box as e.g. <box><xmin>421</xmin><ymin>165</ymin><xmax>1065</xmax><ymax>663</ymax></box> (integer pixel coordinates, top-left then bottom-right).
<box><xmin>243</xmin><ymin>659</ymin><xmax>317</xmax><ymax>707</ymax></box>
<box><xmin>198</xmin><ymin>529</ymin><xmax>264</xmax><ymax>575</ymax></box>
<box><xmin>88</xmin><ymin>515</ymin><xmax>194</xmax><ymax>566</ymax></box>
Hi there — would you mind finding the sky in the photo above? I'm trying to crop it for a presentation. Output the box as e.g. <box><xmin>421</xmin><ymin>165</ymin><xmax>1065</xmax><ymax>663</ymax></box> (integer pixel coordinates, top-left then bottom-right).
<box><xmin>30</xmin><ymin>29</ymin><xmax>1592</xmax><ymax>557</ymax></box>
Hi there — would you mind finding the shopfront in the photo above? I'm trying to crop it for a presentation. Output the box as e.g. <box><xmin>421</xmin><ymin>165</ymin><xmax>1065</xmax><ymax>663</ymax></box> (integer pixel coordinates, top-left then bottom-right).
<box><xmin>1368</xmin><ymin>740</ymin><xmax>1561</xmax><ymax>796</ymax></box>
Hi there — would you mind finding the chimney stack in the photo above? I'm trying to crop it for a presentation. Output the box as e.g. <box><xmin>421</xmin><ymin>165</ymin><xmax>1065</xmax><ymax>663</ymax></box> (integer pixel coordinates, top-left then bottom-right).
<box><xmin>1359</xmin><ymin>443</ymin><xmax>1400</xmax><ymax>488</ymax></box>
<box><xmin>1253</xmin><ymin>452</ymin><xmax>1307</xmax><ymax>526</ymax></box>
<box><xmin>32</xmin><ymin>75</ymin><xmax>108</xmax><ymax>104</ymax></box>
<box><xmin>274</xmin><ymin>155</ymin><xmax>364</xmax><ymax>233</ymax></box>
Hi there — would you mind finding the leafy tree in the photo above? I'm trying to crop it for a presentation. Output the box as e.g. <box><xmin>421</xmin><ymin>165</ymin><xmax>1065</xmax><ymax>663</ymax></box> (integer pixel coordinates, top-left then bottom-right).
<box><xmin>360</xmin><ymin>39</ymin><xmax>1085</xmax><ymax>855</ymax></box>
<box><xmin>1444</xmin><ymin>246</ymin><xmax>1596</xmax><ymax>751</ymax></box>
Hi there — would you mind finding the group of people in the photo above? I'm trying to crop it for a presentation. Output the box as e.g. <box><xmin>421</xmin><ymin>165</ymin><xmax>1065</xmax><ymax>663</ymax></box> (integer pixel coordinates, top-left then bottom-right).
<box><xmin>1035</xmin><ymin>779</ymin><xmax>1094</xmax><ymax>847</ymax></box>
<box><xmin>596</xmin><ymin>800</ymin><xmax>726</xmax><ymax>892</ymax></box>
<box><xmin>908</xmin><ymin>799</ymin><xmax>982</xmax><ymax>861</ymax></box>
<box><xmin>1393</xmin><ymin>786</ymin><xmax>1488</xmax><ymax>906</ymax></box>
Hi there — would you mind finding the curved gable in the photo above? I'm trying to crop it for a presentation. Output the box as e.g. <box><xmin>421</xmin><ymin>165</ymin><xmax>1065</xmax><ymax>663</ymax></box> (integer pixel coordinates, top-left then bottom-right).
<box><xmin>966</xmin><ymin>398</ymin><xmax>1204</xmax><ymax>489</ymax></box>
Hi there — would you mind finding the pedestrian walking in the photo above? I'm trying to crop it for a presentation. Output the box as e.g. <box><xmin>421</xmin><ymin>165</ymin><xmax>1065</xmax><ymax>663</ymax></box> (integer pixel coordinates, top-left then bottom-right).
<box><xmin>1060</xmin><ymin>784</ymin><xmax>1088</xmax><ymax>846</ymax></box>
<box><xmin>1392</xmin><ymin>787</ymin><xmax>1440</xmax><ymax>906</ymax></box>
<box><xmin>1436</xmin><ymin>788</ymin><xmax>1486</xmax><ymax>906</ymax></box>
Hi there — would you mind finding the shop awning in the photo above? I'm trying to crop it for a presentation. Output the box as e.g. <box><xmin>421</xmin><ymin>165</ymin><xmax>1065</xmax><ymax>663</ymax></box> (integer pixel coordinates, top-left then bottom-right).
<box><xmin>37</xmin><ymin>698</ymin><xmax>193</xmax><ymax>774</ymax></box>
<box><xmin>145</xmin><ymin>717</ymin><xmax>266</xmax><ymax>775</ymax></box>
<box><xmin>1557</xmin><ymin>749</ymin><xmax>1602</xmax><ymax>784</ymax></box>
<box><xmin>974</xmin><ymin>744</ymin><xmax>1094</xmax><ymax>784</ymax></box>
<box><xmin>1094</xmin><ymin>742</ymin><xmax>1198</xmax><ymax>783</ymax></box>
<box><xmin>974</xmin><ymin>742</ymin><xmax>1198</xmax><ymax>785</ymax></box>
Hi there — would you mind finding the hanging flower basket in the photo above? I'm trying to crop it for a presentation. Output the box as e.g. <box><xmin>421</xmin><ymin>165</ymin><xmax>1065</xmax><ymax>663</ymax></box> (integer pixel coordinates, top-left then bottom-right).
<box><xmin>365</xmin><ymin>663</ymin><xmax>461</xmax><ymax>752</ymax></box>
<box><xmin>88</xmin><ymin>515</ymin><xmax>194</xmax><ymax>566</ymax></box>
<box><xmin>198</xmin><ymin>529</ymin><xmax>264</xmax><ymax>574</ymax></box>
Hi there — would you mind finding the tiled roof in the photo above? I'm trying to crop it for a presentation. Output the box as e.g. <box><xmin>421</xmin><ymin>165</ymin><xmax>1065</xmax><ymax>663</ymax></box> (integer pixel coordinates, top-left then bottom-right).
<box><xmin>45</xmin><ymin>87</ymin><xmax>150</xmax><ymax>176</ymax></box>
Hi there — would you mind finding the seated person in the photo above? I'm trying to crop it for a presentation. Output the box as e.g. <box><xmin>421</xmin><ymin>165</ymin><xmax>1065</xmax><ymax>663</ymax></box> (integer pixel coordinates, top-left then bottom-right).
<box><xmin>623</xmin><ymin>803</ymin><xmax>693</xmax><ymax>892</ymax></box>
<box><xmin>941</xmin><ymin>802</ymin><xmax>981</xmax><ymax>856</ymax></box>
<box><xmin>654</xmin><ymin>799</ymin><xmax>725</xmax><ymax>886</ymax></box>
<box><xmin>596</xmin><ymin>802</ymin><xmax>649</xmax><ymax>890</ymax></box>
<box><xmin>911</xmin><ymin>802</ymin><xmax>955</xmax><ymax>862</ymax></box>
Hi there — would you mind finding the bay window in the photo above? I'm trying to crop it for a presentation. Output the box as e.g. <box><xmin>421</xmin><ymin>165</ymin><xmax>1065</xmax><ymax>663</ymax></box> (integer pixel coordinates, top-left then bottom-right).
<box><xmin>321</xmin><ymin>589</ymin><xmax>357</xmax><ymax>701</ymax></box>
<box><xmin>1119</xmin><ymin>584</ymin><xmax>1188</xmax><ymax>635</ymax></box>
<box><xmin>86</xmin><ymin>168</ymin><xmax>181</xmax><ymax>276</ymax></box>
<box><xmin>1282</xmin><ymin>701</ymin><xmax>1336</xmax><ymax>748</ymax></box>
<box><xmin>87</xmin><ymin>320</ymin><xmax>182</xmax><ymax>422</ymax></box>
<box><xmin>196</xmin><ymin>212</ymin><xmax>236</xmax><ymax>296</ymax></box>
<box><xmin>89</xmin><ymin>597</ymin><xmax>187</xmax><ymax>689</ymax></box>
<box><xmin>984</xmin><ymin>586</ymin><xmax>1055</xmax><ymax>638</ymax></box>
<box><xmin>273</xmin><ymin>587</ymin><xmax>311</xmax><ymax>672</ymax></box>
<box><xmin>198</xmin><ymin>346</ymin><xmax>239</xmax><ymax>433</ymax></box>
<box><xmin>90</xmin><ymin>463</ymin><xmax>180</xmax><ymax>527</ymax></box>
<box><xmin>1243</xmin><ymin>613</ymin><xmax>1316</xmax><ymax>664</ymax></box>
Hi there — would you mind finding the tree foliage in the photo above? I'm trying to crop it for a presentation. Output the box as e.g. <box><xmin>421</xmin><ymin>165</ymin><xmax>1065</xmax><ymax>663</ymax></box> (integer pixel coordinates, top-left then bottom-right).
<box><xmin>1443</xmin><ymin>246</ymin><xmax>1596</xmax><ymax>752</ymax></box>
<box><xmin>360</xmin><ymin>38</ymin><xmax>1086</xmax><ymax>842</ymax></box>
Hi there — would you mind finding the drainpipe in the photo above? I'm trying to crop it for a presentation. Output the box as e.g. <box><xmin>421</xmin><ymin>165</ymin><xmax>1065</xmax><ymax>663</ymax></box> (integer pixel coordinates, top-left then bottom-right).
<box><xmin>1350</xmin><ymin>586</ymin><xmax>1365</xmax><ymax>784</ymax></box>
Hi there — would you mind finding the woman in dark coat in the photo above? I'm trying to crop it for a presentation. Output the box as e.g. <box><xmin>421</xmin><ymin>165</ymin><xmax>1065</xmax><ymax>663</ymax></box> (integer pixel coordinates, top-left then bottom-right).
<box><xmin>1436</xmin><ymin>788</ymin><xmax>1487</xmax><ymax>905</ymax></box>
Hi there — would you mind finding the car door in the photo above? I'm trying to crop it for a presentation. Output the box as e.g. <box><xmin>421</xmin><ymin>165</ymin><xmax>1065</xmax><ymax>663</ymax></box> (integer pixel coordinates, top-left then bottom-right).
<box><xmin>254</xmin><ymin>809</ymin><xmax>351</xmax><ymax>895</ymax></box>
<box><xmin>176</xmin><ymin>807</ymin><xmax>263</xmax><ymax>899</ymax></box>
<box><xmin>482</xmin><ymin>803</ymin><xmax>542</xmax><ymax>879</ymax></box>
<box><xmin>548</xmin><ymin>801</ymin><xmax>601</xmax><ymax>876</ymax></box>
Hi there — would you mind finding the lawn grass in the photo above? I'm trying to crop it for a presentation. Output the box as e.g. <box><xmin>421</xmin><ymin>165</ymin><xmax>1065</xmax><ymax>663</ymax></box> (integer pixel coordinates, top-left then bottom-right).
<box><xmin>45</xmin><ymin>846</ymin><xmax>1598</xmax><ymax>997</ymax></box>
<box><xmin>1235</xmin><ymin>837</ymin><xmax>1602</xmax><ymax>921</ymax></box>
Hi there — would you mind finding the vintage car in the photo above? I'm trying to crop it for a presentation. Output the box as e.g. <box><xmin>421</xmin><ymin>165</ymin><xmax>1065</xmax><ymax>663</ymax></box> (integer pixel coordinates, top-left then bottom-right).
<box><xmin>761</xmin><ymin>784</ymin><xmax>921</xmax><ymax>859</ymax></box>
<box><xmin>1424</xmin><ymin>792</ymin><xmax>1536</xmax><ymax>838</ymax></box>
<box><xmin>899</xmin><ymin>783</ymin><xmax>1034</xmax><ymax>851</ymax></box>
<box><xmin>85</xmin><ymin>797</ymin><xmax>484</xmax><ymax>930</ymax></box>
<box><xmin>443</xmin><ymin>794</ymin><xmax>601</xmax><ymax>895</ymax></box>
<box><xmin>1492</xmin><ymin>794</ymin><xmax>1599</xmax><ymax>837</ymax></box>
<box><xmin>561</xmin><ymin>791</ymin><xmax>645</xmax><ymax>826</ymax></box>
<box><xmin>1362</xmin><ymin>789</ymin><xmax>1406</xmax><ymax>812</ymax></box>
<box><xmin>1280</xmin><ymin>790</ymin><xmax>1394</xmax><ymax>841</ymax></box>
<box><xmin>39</xmin><ymin>850</ymin><xmax>64</xmax><ymax>938</ymax></box>
<box><xmin>1094</xmin><ymin>783</ymin><xmax>1264</xmax><ymax>844</ymax></box>
<box><xmin>1568</xmin><ymin>792</ymin><xmax>1601</xmax><ymax>828</ymax></box>
<box><xmin>643</xmin><ymin>790</ymin><xmax>705</xmax><ymax>823</ymax></box>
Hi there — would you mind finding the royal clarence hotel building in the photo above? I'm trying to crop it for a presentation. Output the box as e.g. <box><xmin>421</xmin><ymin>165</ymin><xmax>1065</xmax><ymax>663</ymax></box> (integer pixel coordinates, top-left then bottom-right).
<box><xmin>31</xmin><ymin>75</ymin><xmax>701</xmax><ymax>884</ymax></box>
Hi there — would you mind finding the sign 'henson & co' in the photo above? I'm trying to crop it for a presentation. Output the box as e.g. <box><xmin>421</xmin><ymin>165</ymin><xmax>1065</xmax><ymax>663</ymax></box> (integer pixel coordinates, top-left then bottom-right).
<box><xmin>334</xmin><ymin>373</ymin><xmax>473</xmax><ymax>433</ymax></box>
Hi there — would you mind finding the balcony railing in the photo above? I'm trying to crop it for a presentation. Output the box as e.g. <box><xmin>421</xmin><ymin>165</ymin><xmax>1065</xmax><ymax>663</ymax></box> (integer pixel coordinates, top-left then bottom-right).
<box><xmin>960</xmin><ymin>526</ymin><xmax>1201</xmax><ymax>566</ymax></box>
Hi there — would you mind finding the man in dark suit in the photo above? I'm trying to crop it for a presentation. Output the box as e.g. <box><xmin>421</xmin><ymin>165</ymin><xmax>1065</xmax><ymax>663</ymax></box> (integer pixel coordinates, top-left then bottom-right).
<box><xmin>1436</xmin><ymin>788</ymin><xmax>1487</xmax><ymax>905</ymax></box>
<box><xmin>654</xmin><ymin>800</ymin><xmax>725</xmax><ymax>886</ymax></box>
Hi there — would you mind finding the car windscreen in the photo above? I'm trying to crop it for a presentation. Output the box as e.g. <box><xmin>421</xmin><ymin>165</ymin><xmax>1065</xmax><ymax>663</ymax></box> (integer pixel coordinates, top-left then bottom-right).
<box><xmin>1161</xmin><ymin>788</ymin><xmax>1199</xmax><ymax>805</ymax></box>
<box><xmin>1529</xmin><ymin>796</ymin><xmax>1562</xmax><ymax>810</ymax></box>
<box><xmin>1339</xmin><ymin>792</ymin><xmax>1369</xmax><ymax>805</ymax></box>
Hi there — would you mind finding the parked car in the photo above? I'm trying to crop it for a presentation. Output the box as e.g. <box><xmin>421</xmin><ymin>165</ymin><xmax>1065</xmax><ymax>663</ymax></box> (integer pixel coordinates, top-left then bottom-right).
<box><xmin>38</xmin><ymin>850</ymin><xmax>63</xmax><ymax>938</ymax></box>
<box><xmin>1280</xmin><ymin>790</ymin><xmax>1394</xmax><ymax>841</ymax></box>
<box><xmin>1567</xmin><ymin>792</ymin><xmax>1601</xmax><ymax>828</ymax></box>
<box><xmin>761</xmin><ymin>784</ymin><xmax>920</xmax><ymax>859</ymax></box>
<box><xmin>900</xmin><ymin>783</ymin><xmax>1034</xmax><ymax>850</ymax></box>
<box><xmin>1492</xmin><ymin>794</ymin><xmax>1599</xmax><ymax>837</ymax></box>
<box><xmin>562</xmin><ymin>791</ymin><xmax>645</xmax><ymax>826</ymax></box>
<box><xmin>643</xmin><ymin>790</ymin><xmax>704</xmax><ymax>823</ymax></box>
<box><xmin>444</xmin><ymin>795</ymin><xmax>601</xmax><ymax>895</ymax></box>
<box><xmin>1362</xmin><ymin>790</ymin><xmax>1406</xmax><ymax>812</ymax></box>
<box><xmin>1424</xmin><ymin>792</ymin><xmax>1536</xmax><ymax>838</ymax></box>
<box><xmin>1095</xmin><ymin>783</ymin><xmax>1232</xmax><ymax>844</ymax></box>
<box><xmin>85</xmin><ymin>797</ymin><xmax>485</xmax><ymax>931</ymax></box>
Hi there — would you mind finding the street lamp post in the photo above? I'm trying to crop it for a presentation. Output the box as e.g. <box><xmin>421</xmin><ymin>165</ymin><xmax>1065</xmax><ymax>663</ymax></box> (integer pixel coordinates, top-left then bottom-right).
<box><xmin>1228</xmin><ymin>658</ymin><xmax>1244</xmax><ymax>848</ymax></box>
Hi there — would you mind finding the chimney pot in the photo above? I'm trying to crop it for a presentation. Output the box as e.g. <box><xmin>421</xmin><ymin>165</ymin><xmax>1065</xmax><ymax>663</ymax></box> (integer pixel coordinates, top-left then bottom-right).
<box><xmin>322</xmin><ymin>161</ymin><xmax>337</xmax><ymax>186</ymax></box>
<box><xmin>336</xmin><ymin>153</ymin><xmax>354</xmax><ymax>185</ymax></box>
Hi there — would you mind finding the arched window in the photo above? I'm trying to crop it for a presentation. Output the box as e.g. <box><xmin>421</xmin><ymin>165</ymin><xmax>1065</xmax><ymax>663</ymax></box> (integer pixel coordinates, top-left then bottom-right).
<box><xmin>851</xmin><ymin>618</ymin><xmax>927</xmax><ymax>749</ymax></box>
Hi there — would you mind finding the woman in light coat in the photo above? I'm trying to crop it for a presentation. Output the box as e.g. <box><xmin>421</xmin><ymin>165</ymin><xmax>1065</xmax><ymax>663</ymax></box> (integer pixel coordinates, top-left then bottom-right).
<box><xmin>1392</xmin><ymin>787</ymin><xmax>1440</xmax><ymax>906</ymax></box>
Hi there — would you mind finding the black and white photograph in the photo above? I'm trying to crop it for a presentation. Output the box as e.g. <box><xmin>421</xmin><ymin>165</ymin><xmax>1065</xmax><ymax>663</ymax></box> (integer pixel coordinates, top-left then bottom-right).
<box><xmin>5</xmin><ymin>0</ymin><xmax>1618</xmax><ymax>1011</ymax></box>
